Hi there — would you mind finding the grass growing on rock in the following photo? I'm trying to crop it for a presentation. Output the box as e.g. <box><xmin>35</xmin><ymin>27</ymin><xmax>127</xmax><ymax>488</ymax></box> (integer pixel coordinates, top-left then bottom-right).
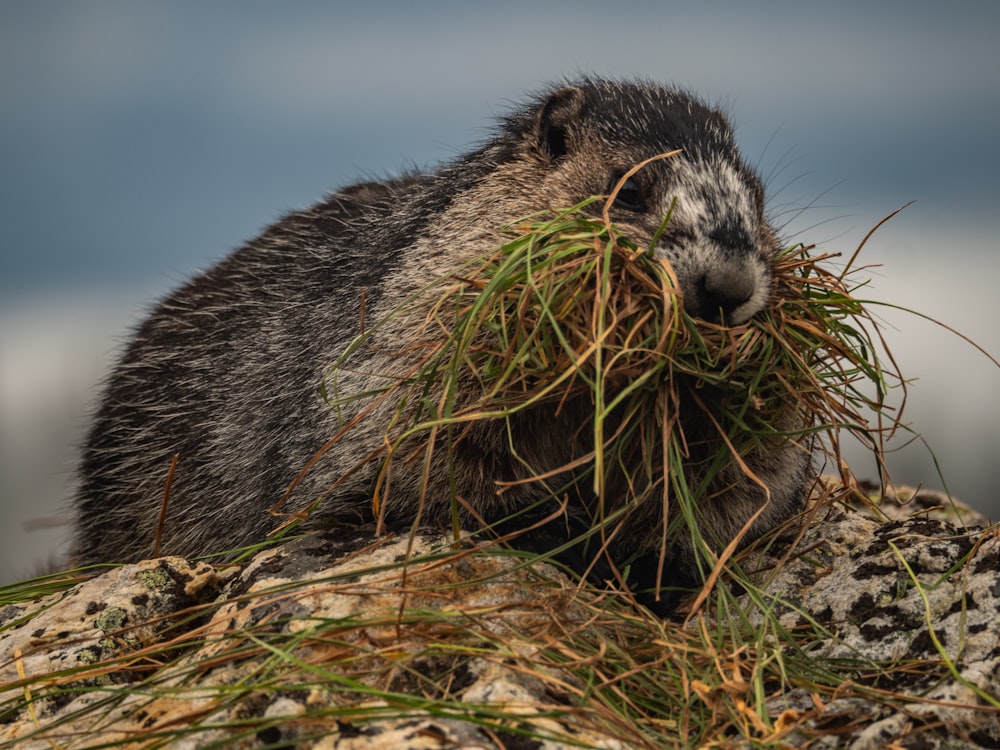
<box><xmin>3</xmin><ymin>516</ymin><xmax>994</xmax><ymax>748</ymax></box>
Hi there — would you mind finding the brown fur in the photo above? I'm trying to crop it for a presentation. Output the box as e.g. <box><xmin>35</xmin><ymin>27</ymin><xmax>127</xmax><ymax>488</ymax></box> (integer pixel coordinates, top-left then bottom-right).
<box><xmin>73</xmin><ymin>79</ymin><xmax>811</xmax><ymax>597</ymax></box>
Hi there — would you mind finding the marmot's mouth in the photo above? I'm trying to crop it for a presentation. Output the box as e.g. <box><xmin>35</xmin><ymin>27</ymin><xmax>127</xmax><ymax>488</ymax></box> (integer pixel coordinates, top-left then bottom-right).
<box><xmin>687</xmin><ymin>272</ymin><xmax>758</xmax><ymax>325</ymax></box>
<box><xmin>667</xmin><ymin>253</ymin><xmax>769</xmax><ymax>325</ymax></box>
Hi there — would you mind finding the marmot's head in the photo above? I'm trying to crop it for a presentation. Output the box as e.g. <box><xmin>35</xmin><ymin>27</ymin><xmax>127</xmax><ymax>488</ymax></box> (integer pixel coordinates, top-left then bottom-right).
<box><xmin>504</xmin><ymin>78</ymin><xmax>777</xmax><ymax>325</ymax></box>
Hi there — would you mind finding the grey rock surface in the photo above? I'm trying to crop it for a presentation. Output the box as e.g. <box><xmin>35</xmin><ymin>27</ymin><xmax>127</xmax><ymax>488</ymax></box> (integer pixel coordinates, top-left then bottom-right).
<box><xmin>750</xmin><ymin>486</ymin><xmax>999</xmax><ymax>748</ymax></box>
<box><xmin>1</xmin><ymin>485</ymin><xmax>997</xmax><ymax>749</ymax></box>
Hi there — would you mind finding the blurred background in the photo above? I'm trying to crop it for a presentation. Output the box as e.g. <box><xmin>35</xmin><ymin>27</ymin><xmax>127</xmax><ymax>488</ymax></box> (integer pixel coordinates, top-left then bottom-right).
<box><xmin>2</xmin><ymin>0</ymin><xmax>998</xmax><ymax>582</ymax></box>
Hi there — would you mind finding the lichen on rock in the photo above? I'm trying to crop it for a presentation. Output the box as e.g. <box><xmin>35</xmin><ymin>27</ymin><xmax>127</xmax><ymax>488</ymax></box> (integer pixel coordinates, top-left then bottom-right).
<box><xmin>1</xmin><ymin>486</ymin><xmax>997</xmax><ymax>749</ymax></box>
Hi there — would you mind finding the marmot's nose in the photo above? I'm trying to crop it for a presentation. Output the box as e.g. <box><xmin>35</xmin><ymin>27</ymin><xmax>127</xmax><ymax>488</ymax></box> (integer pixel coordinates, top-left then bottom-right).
<box><xmin>686</xmin><ymin>268</ymin><xmax>758</xmax><ymax>324</ymax></box>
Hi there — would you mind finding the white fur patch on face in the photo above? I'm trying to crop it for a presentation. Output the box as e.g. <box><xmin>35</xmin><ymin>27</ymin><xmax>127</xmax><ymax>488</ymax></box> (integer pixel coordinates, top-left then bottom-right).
<box><xmin>651</xmin><ymin>157</ymin><xmax>772</xmax><ymax>324</ymax></box>
<box><xmin>667</xmin><ymin>158</ymin><xmax>759</xmax><ymax>243</ymax></box>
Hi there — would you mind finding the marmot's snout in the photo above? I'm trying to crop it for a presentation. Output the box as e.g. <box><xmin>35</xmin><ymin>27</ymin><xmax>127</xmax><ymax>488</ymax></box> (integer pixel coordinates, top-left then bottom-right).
<box><xmin>687</xmin><ymin>260</ymin><xmax>767</xmax><ymax>325</ymax></box>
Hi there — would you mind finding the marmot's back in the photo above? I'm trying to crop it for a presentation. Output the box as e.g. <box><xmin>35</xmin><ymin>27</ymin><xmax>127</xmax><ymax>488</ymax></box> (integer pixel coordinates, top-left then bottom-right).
<box><xmin>73</xmin><ymin>79</ymin><xmax>811</xmax><ymax>581</ymax></box>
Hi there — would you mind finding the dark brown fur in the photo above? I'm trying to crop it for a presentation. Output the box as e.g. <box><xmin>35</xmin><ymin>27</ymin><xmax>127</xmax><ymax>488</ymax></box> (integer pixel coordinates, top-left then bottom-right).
<box><xmin>73</xmin><ymin>79</ymin><xmax>811</xmax><ymax>595</ymax></box>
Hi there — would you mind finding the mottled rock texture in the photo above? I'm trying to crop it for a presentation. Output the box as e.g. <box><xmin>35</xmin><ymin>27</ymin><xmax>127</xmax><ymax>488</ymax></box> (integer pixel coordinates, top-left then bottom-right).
<box><xmin>1</xmin><ymin>485</ymin><xmax>997</xmax><ymax>749</ymax></box>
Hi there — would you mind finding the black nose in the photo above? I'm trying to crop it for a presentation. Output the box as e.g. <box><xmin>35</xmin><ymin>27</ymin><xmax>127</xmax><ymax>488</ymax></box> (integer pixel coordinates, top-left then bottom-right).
<box><xmin>688</xmin><ymin>270</ymin><xmax>756</xmax><ymax>324</ymax></box>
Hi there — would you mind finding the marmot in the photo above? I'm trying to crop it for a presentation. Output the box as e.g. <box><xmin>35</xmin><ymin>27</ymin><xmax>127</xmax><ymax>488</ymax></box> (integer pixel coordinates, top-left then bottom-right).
<box><xmin>72</xmin><ymin>78</ymin><xmax>812</xmax><ymax>593</ymax></box>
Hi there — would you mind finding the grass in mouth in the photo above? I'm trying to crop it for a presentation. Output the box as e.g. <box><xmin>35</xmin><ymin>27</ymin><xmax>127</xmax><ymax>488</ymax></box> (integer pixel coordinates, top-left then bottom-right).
<box><xmin>304</xmin><ymin>160</ymin><xmax>906</xmax><ymax>605</ymax></box>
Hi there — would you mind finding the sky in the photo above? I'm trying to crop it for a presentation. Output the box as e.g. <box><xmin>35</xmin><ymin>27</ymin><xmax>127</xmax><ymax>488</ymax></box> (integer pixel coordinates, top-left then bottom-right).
<box><xmin>2</xmin><ymin>0</ymin><xmax>999</xmax><ymax>581</ymax></box>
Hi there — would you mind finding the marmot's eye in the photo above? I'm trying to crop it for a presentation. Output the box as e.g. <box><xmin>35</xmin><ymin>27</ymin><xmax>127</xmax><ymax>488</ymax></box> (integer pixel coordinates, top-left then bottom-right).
<box><xmin>609</xmin><ymin>175</ymin><xmax>646</xmax><ymax>212</ymax></box>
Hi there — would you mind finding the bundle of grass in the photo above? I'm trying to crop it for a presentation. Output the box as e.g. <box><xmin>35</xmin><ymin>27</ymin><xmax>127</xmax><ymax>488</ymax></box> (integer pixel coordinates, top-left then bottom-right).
<box><xmin>309</xmin><ymin>160</ymin><xmax>903</xmax><ymax>610</ymax></box>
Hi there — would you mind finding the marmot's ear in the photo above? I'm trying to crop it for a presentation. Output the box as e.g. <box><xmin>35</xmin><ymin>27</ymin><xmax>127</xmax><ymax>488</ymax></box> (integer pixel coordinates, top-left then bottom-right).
<box><xmin>535</xmin><ymin>86</ymin><xmax>587</xmax><ymax>160</ymax></box>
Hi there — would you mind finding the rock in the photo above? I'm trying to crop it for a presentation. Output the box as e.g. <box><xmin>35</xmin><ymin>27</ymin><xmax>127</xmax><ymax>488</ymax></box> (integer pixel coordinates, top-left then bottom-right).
<box><xmin>747</xmin><ymin>492</ymin><xmax>1000</xmax><ymax>749</ymax></box>
<box><xmin>0</xmin><ymin>556</ymin><xmax>223</xmax><ymax>688</ymax></box>
<box><xmin>852</xmin><ymin>479</ymin><xmax>994</xmax><ymax>527</ymax></box>
<box><xmin>1</xmin><ymin>485</ymin><xmax>997</xmax><ymax>749</ymax></box>
<box><xmin>1</xmin><ymin>534</ymin><xmax>629</xmax><ymax>749</ymax></box>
